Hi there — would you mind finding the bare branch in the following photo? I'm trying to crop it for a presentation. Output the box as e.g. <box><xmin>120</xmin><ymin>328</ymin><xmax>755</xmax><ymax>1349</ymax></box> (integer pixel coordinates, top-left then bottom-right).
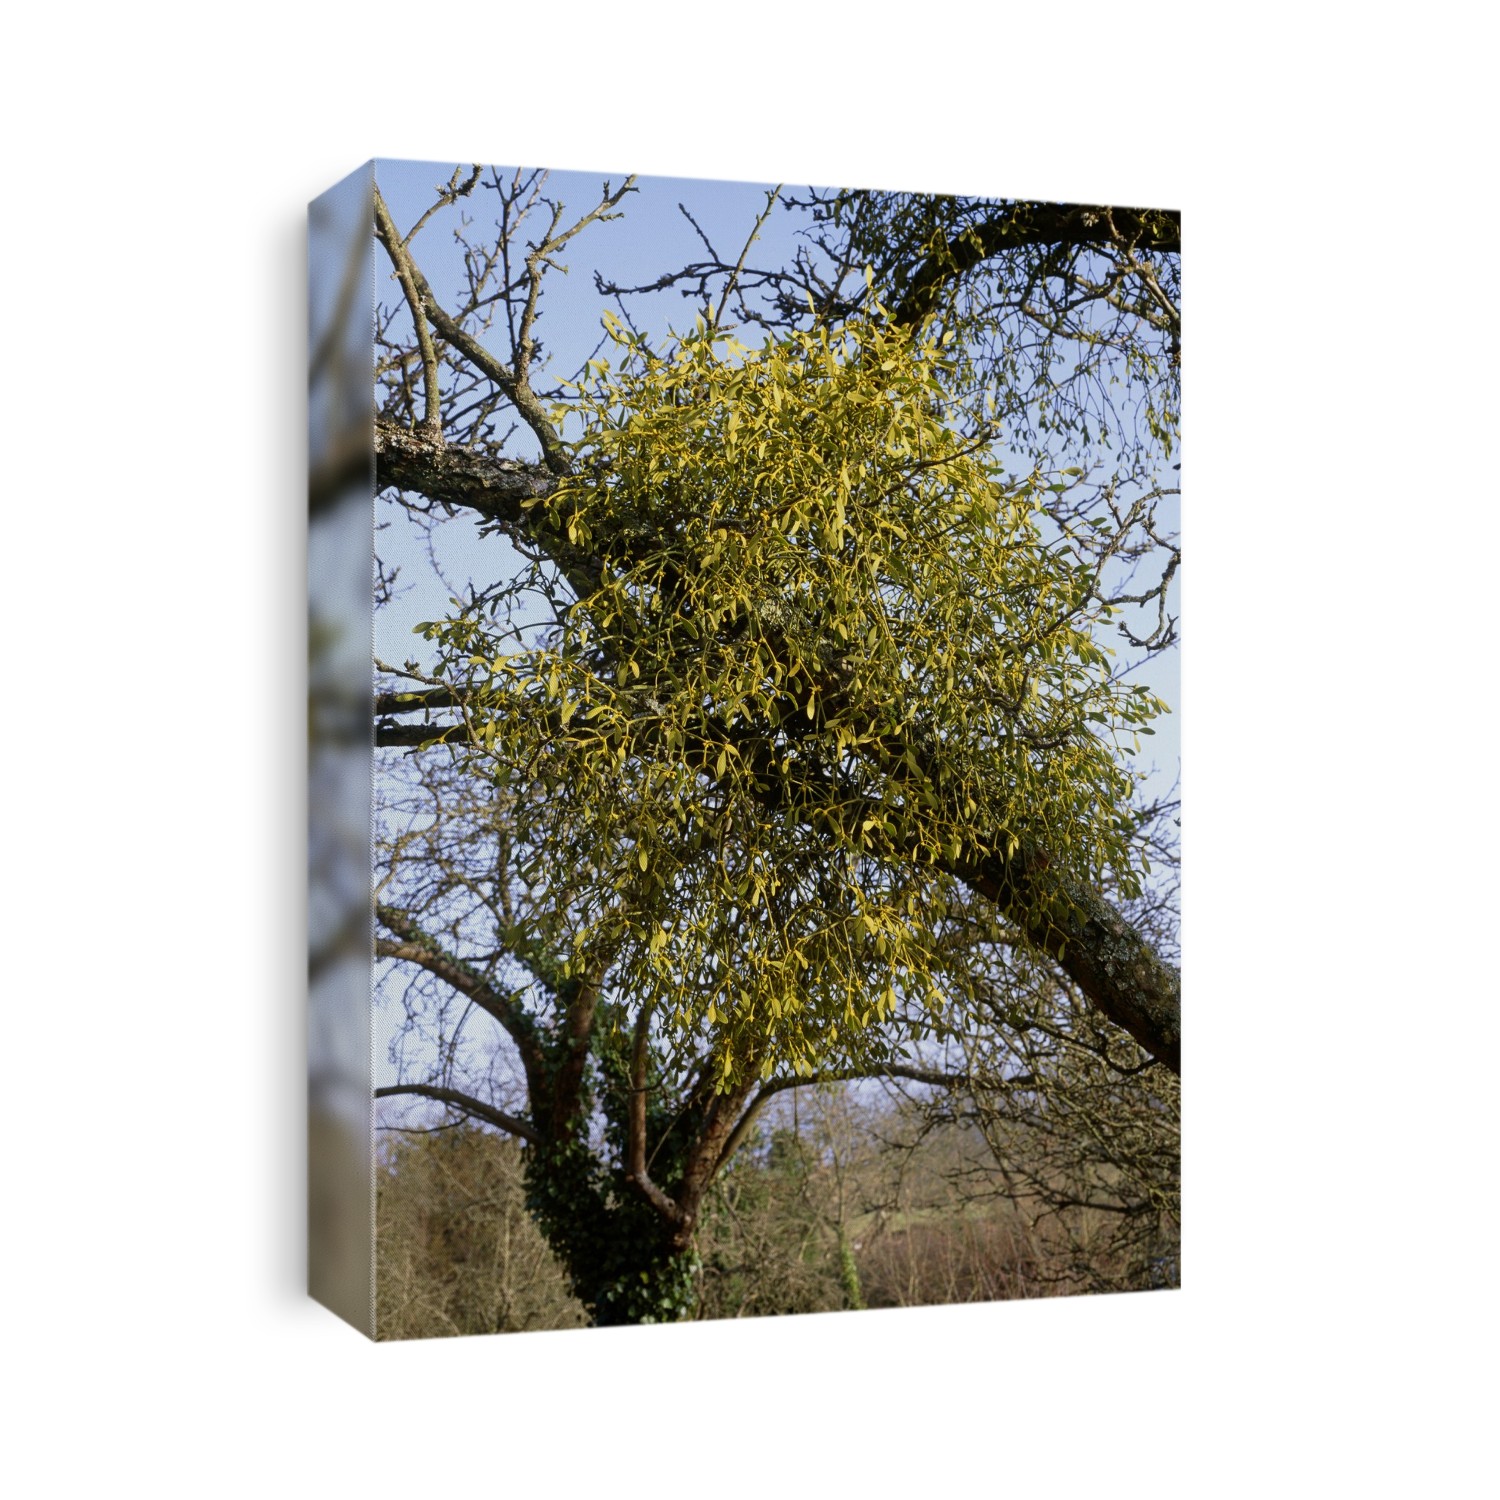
<box><xmin>375</xmin><ymin>904</ymin><xmax>547</xmax><ymax>1087</ymax></box>
<box><xmin>373</xmin><ymin>188</ymin><xmax>446</xmax><ymax>440</ymax></box>
<box><xmin>403</xmin><ymin>164</ymin><xmax>482</xmax><ymax>247</ymax></box>
<box><xmin>371</xmin><ymin>184</ymin><xmax>568</xmax><ymax>470</ymax></box>
<box><xmin>376</xmin><ymin>1083</ymin><xmax>537</xmax><ymax>1144</ymax></box>
<box><xmin>711</xmin><ymin>1062</ymin><xmax>971</xmax><ymax>1180</ymax></box>
<box><xmin>712</xmin><ymin>186</ymin><xmax>781</xmax><ymax>331</ymax></box>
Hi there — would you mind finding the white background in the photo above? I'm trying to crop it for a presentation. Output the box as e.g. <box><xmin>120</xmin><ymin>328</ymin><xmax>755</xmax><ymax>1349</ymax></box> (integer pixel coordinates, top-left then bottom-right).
<box><xmin>2</xmin><ymin>3</ymin><xmax>1492</xmax><ymax>1494</ymax></box>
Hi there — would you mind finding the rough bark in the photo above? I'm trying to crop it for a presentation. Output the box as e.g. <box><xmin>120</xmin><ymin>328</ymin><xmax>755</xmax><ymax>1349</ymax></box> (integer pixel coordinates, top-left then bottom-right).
<box><xmin>970</xmin><ymin>850</ymin><xmax>1180</xmax><ymax>1074</ymax></box>
<box><xmin>375</xmin><ymin>421</ymin><xmax>555</xmax><ymax>522</ymax></box>
<box><xmin>892</xmin><ymin>202</ymin><xmax>1181</xmax><ymax>326</ymax></box>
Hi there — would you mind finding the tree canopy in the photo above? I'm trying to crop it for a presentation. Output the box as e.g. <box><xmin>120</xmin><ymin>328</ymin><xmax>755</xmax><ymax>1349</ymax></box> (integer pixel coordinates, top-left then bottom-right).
<box><xmin>368</xmin><ymin>163</ymin><xmax>1180</xmax><ymax>1325</ymax></box>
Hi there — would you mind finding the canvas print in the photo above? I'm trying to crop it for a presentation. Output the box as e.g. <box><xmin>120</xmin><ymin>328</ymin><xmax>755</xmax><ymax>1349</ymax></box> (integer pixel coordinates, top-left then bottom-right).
<box><xmin>310</xmin><ymin>161</ymin><xmax>1180</xmax><ymax>1337</ymax></box>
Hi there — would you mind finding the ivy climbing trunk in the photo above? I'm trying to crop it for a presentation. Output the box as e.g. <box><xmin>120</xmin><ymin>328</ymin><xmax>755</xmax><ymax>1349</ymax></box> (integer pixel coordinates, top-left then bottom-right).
<box><xmin>522</xmin><ymin>1140</ymin><xmax>700</xmax><ymax>1327</ymax></box>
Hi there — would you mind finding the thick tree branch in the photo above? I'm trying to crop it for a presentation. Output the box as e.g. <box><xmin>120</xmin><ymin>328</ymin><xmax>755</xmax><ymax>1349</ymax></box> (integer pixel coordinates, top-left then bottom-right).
<box><xmin>309</xmin><ymin>423</ymin><xmax>373</xmax><ymax>518</ymax></box>
<box><xmin>375</xmin><ymin>684</ymin><xmax>463</xmax><ymax>748</ymax></box>
<box><xmin>549</xmin><ymin>963</ymin><xmax>606</xmax><ymax>1142</ymax></box>
<box><xmin>376</xmin><ymin>721</ymin><xmax>461</xmax><ymax>748</ymax></box>
<box><xmin>376</xmin><ymin>687</ymin><xmax>459</xmax><ymax>714</ymax></box>
<box><xmin>726</xmin><ymin>672</ymin><xmax>1182</xmax><ymax>1073</ymax></box>
<box><xmin>375</xmin><ymin>904</ymin><xmax>547</xmax><ymax>1089</ymax></box>
<box><xmin>624</xmin><ymin>1003</ymin><xmax>681</xmax><ymax>1226</ymax></box>
<box><xmin>375</xmin><ymin>1083</ymin><xmax>537</xmax><ymax>1144</ymax></box>
<box><xmin>670</xmin><ymin>1078</ymin><xmax>757</xmax><ymax>1247</ymax></box>
<box><xmin>893</xmin><ymin>202</ymin><xmax>1180</xmax><ymax>327</ymax></box>
<box><xmin>969</xmin><ymin>852</ymin><xmax>1180</xmax><ymax>1073</ymax></box>
<box><xmin>376</xmin><ymin>418</ymin><xmax>555</xmax><ymax>518</ymax></box>
<box><xmin>374</xmin><ymin>419</ymin><xmax>604</xmax><ymax>604</ymax></box>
